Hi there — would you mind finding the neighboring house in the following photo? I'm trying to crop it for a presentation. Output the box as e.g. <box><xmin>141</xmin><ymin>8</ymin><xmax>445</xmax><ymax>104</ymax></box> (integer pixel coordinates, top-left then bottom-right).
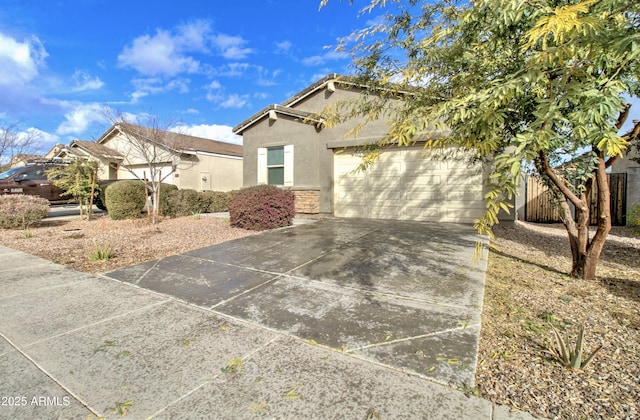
<box><xmin>50</xmin><ymin>140</ymin><xmax>123</xmax><ymax>179</ymax></box>
<box><xmin>234</xmin><ymin>74</ymin><xmax>511</xmax><ymax>224</ymax></box>
<box><xmin>8</xmin><ymin>154</ymin><xmax>42</xmax><ymax>168</ymax></box>
<box><xmin>92</xmin><ymin>123</ymin><xmax>243</xmax><ymax>192</ymax></box>
<box><xmin>611</xmin><ymin>148</ymin><xmax>640</xmax><ymax>223</ymax></box>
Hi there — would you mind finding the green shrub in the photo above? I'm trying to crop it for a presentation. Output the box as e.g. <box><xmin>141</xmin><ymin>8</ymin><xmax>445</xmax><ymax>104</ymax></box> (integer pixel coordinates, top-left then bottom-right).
<box><xmin>156</xmin><ymin>183</ymin><xmax>179</xmax><ymax>216</ymax></box>
<box><xmin>104</xmin><ymin>180</ymin><xmax>146</xmax><ymax>220</ymax></box>
<box><xmin>228</xmin><ymin>185</ymin><xmax>295</xmax><ymax>230</ymax></box>
<box><xmin>201</xmin><ymin>191</ymin><xmax>232</xmax><ymax>213</ymax></box>
<box><xmin>162</xmin><ymin>189</ymin><xmax>208</xmax><ymax>217</ymax></box>
<box><xmin>0</xmin><ymin>195</ymin><xmax>49</xmax><ymax>229</ymax></box>
<box><xmin>628</xmin><ymin>203</ymin><xmax>640</xmax><ymax>233</ymax></box>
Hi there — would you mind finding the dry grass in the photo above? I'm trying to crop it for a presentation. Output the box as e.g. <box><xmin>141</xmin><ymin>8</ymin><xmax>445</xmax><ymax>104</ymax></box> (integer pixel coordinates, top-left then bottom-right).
<box><xmin>477</xmin><ymin>222</ymin><xmax>640</xmax><ymax>419</ymax></box>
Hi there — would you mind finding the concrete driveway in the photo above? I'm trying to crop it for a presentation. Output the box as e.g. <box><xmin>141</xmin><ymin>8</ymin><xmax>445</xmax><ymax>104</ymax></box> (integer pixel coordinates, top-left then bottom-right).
<box><xmin>0</xmin><ymin>218</ymin><xmax>528</xmax><ymax>419</ymax></box>
<box><xmin>106</xmin><ymin>218</ymin><xmax>488</xmax><ymax>387</ymax></box>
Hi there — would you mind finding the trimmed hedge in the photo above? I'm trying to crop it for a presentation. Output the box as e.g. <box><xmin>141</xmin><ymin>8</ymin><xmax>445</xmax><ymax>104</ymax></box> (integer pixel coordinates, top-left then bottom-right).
<box><xmin>201</xmin><ymin>190</ymin><xmax>232</xmax><ymax>213</ymax></box>
<box><xmin>104</xmin><ymin>180</ymin><xmax>146</xmax><ymax>220</ymax></box>
<box><xmin>229</xmin><ymin>185</ymin><xmax>295</xmax><ymax>230</ymax></box>
<box><xmin>162</xmin><ymin>189</ymin><xmax>207</xmax><ymax>217</ymax></box>
<box><xmin>0</xmin><ymin>195</ymin><xmax>49</xmax><ymax>229</ymax></box>
<box><xmin>157</xmin><ymin>183</ymin><xmax>179</xmax><ymax>216</ymax></box>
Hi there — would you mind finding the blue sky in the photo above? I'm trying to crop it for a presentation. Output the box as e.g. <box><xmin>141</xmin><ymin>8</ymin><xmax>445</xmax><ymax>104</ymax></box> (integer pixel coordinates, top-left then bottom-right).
<box><xmin>0</xmin><ymin>0</ymin><xmax>381</xmax><ymax>152</ymax></box>
<box><xmin>1</xmin><ymin>0</ymin><xmax>638</xmax><ymax>156</ymax></box>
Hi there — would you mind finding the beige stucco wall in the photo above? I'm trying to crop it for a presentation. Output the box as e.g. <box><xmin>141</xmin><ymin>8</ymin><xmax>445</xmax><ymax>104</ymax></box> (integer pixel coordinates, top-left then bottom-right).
<box><xmin>176</xmin><ymin>153</ymin><xmax>243</xmax><ymax>191</ymax></box>
<box><xmin>611</xmin><ymin>150</ymin><xmax>640</xmax><ymax>173</ymax></box>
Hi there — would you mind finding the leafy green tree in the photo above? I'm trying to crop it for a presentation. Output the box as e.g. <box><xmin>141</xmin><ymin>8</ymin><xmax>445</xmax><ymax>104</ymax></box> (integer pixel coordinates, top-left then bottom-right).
<box><xmin>48</xmin><ymin>159</ymin><xmax>99</xmax><ymax>219</ymax></box>
<box><xmin>320</xmin><ymin>0</ymin><xmax>640</xmax><ymax>279</ymax></box>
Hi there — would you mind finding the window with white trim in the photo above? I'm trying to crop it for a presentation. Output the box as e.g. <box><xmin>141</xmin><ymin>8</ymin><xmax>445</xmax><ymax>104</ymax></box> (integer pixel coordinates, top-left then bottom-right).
<box><xmin>257</xmin><ymin>145</ymin><xmax>293</xmax><ymax>186</ymax></box>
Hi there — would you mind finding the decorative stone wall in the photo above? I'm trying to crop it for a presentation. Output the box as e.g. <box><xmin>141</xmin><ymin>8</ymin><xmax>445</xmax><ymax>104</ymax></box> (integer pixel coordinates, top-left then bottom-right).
<box><xmin>292</xmin><ymin>190</ymin><xmax>320</xmax><ymax>214</ymax></box>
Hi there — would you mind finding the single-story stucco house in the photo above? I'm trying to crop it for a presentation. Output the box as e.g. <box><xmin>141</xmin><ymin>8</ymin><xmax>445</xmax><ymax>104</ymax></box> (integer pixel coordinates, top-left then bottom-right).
<box><xmin>234</xmin><ymin>74</ymin><xmax>513</xmax><ymax>224</ymax></box>
<box><xmin>50</xmin><ymin>123</ymin><xmax>243</xmax><ymax>192</ymax></box>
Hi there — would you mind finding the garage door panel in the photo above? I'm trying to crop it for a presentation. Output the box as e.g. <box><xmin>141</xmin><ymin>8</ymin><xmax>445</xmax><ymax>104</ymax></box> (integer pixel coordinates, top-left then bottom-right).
<box><xmin>446</xmin><ymin>173</ymin><xmax>483</xmax><ymax>186</ymax></box>
<box><xmin>336</xmin><ymin>205</ymin><xmax>367</xmax><ymax>218</ymax></box>
<box><xmin>406</xmin><ymin>175</ymin><xmax>442</xmax><ymax>186</ymax></box>
<box><xmin>369</xmin><ymin>206</ymin><xmax>403</xmax><ymax>218</ymax></box>
<box><xmin>406</xmin><ymin>190</ymin><xmax>444</xmax><ymax>201</ymax></box>
<box><xmin>334</xmin><ymin>148</ymin><xmax>485</xmax><ymax>223</ymax></box>
<box><xmin>336</xmin><ymin>177</ymin><xmax>364</xmax><ymax>188</ymax></box>
<box><xmin>446</xmin><ymin>187</ymin><xmax>483</xmax><ymax>201</ymax></box>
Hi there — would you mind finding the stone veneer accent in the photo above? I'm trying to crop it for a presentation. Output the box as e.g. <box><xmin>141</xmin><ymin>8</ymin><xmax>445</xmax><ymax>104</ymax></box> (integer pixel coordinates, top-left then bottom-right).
<box><xmin>292</xmin><ymin>190</ymin><xmax>320</xmax><ymax>214</ymax></box>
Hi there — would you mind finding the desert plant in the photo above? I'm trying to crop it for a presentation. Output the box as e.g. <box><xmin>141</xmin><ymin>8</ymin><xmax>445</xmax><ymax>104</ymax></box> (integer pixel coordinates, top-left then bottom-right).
<box><xmin>201</xmin><ymin>190</ymin><xmax>232</xmax><ymax>213</ymax></box>
<box><xmin>89</xmin><ymin>242</ymin><xmax>113</xmax><ymax>262</ymax></box>
<box><xmin>228</xmin><ymin>185</ymin><xmax>295</xmax><ymax>231</ymax></box>
<box><xmin>548</xmin><ymin>324</ymin><xmax>602</xmax><ymax>369</ymax></box>
<box><xmin>21</xmin><ymin>230</ymin><xmax>33</xmax><ymax>238</ymax></box>
<box><xmin>0</xmin><ymin>195</ymin><xmax>49</xmax><ymax>229</ymax></box>
<box><xmin>104</xmin><ymin>180</ymin><xmax>146</xmax><ymax>220</ymax></box>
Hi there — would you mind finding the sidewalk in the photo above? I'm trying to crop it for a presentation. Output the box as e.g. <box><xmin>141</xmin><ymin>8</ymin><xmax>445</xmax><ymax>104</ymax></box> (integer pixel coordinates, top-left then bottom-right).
<box><xmin>0</xmin><ymin>246</ymin><xmax>538</xmax><ymax>419</ymax></box>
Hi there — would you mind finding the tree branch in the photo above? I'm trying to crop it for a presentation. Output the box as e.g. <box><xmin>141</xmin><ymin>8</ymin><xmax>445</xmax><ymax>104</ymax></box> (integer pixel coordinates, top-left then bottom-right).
<box><xmin>538</xmin><ymin>150</ymin><xmax>585</xmax><ymax>210</ymax></box>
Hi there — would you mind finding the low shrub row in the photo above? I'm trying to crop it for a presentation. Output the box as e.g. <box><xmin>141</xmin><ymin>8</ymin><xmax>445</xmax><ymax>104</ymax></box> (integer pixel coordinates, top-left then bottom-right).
<box><xmin>0</xmin><ymin>183</ymin><xmax>296</xmax><ymax>232</ymax></box>
<box><xmin>103</xmin><ymin>180</ymin><xmax>237</xmax><ymax>220</ymax></box>
<box><xmin>0</xmin><ymin>195</ymin><xmax>49</xmax><ymax>229</ymax></box>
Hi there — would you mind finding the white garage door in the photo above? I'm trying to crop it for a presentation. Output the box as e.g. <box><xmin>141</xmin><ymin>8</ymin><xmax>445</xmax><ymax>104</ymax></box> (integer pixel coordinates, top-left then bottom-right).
<box><xmin>334</xmin><ymin>147</ymin><xmax>486</xmax><ymax>223</ymax></box>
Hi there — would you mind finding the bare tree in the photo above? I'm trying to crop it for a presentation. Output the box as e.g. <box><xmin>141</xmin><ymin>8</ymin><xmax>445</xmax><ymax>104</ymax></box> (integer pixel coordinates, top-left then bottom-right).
<box><xmin>0</xmin><ymin>122</ymin><xmax>42</xmax><ymax>167</ymax></box>
<box><xmin>102</xmin><ymin>110</ymin><xmax>192</xmax><ymax>223</ymax></box>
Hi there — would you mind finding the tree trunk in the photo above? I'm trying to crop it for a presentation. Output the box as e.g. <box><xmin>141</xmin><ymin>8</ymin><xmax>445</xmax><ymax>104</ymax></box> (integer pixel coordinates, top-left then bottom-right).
<box><xmin>560</xmin><ymin>158</ymin><xmax>611</xmax><ymax>280</ymax></box>
<box><xmin>538</xmin><ymin>151</ymin><xmax>611</xmax><ymax>280</ymax></box>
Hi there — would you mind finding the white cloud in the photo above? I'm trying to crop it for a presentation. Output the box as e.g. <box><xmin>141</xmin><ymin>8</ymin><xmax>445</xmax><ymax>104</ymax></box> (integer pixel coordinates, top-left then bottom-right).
<box><xmin>211</xmin><ymin>62</ymin><xmax>252</xmax><ymax>78</ymax></box>
<box><xmin>130</xmin><ymin>77</ymin><xmax>190</xmax><ymax>103</ymax></box>
<box><xmin>0</xmin><ymin>32</ymin><xmax>47</xmax><ymax>86</ymax></box>
<box><xmin>219</xmin><ymin>94</ymin><xmax>249</xmax><ymax>109</ymax></box>
<box><xmin>212</xmin><ymin>34</ymin><xmax>253</xmax><ymax>60</ymax></box>
<box><xmin>118</xmin><ymin>21</ymin><xmax>253</xmax><ymax>77</ymax></box>
<box><xmin>56</xmin><ymin>102</ymin><xmax>107</xmax><ymax>136</ymax></box>
<box><xmin>117</xmin><ymin>21</ymin><xmax>211</xmax><ymax>77</ymax></box>
<box><xmin>173</xmin><ymin>123</ymin><xmax>242</xmax><ymax>145</ymax></box>
<box><xmin>302</xmin><ymin>50</ymin><xmax>348</xmax><ymax>66</ymax></box>
<box><xmin>69</xmin><ymin>70</ymin><xmax>104</xmax><ymax>92</ymax></box>
<box><xmin>208</xmin><ymin>80</ymin><xmax>222</xmax><ymax>90</ymax></box>
<box><xmin>275</xmin><ymin>40</ymin><xmax>292</xmax><ymax>53</ymax></box>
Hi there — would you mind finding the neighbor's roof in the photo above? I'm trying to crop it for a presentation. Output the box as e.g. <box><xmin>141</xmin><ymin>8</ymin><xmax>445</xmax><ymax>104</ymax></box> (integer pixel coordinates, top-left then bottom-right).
<box><xmin>98</xmin><ymin>123</ymin><xmax>243</xmax><ymax>157</ymax></box>
<box><xmin>70</xmin><ymin>140</ymin><xmax>124</xmax><ymax>160</ymax></box>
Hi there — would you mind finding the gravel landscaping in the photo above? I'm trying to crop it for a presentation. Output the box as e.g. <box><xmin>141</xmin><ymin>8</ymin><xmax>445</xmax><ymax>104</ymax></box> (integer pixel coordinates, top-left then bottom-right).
<box><xmin>0</xmin><ymin>213</ymin><xmax>638</xmax><ymax>419</ymax></box>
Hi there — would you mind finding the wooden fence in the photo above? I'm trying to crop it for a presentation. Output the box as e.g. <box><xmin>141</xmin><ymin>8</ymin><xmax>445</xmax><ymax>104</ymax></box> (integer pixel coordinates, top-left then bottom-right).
<box><xmin>525</xmin><ymin>174</ymin><xmax>627</xmax><ymax>225</ymax></box>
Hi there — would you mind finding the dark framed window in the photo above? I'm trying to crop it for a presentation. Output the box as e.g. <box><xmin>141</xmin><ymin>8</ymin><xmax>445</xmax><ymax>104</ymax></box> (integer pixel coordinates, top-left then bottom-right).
<box><xmin>267</xmin><ymin>146</ymin><xmax>285</xmax><ymax>185</ymax></box>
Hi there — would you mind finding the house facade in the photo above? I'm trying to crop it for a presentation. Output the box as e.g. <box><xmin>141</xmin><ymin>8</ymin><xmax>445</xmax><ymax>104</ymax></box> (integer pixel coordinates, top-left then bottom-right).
<box><xmin>612</xmin><ymin>149</ymin><xmax>640</xmax><ymax>224</ymax></box>
<box><xmin>47</xmin><ymin>124</ymin><xmax>243</xmax><ymax>192</ymax></box>
<box><xmin>93</xmin><ymin>123</ymin><xmax>243</xmax><ymax>192</ymax></box>
<box><xmin>234</xmin><ymin>74</ymin><xmax>503</xmax><ymax>224</ymax></box>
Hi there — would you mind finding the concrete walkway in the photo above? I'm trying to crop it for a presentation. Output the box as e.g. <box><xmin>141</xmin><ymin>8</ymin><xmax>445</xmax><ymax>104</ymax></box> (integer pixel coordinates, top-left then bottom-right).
<box><xmin>0</xmin><ymin>220</ymin><xmax>538</xmax><ymax>419</ymax></box>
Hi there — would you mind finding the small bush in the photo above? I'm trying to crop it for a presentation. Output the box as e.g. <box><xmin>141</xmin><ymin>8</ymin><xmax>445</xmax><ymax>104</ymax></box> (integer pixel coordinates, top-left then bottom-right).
<box><xmin>201</xmin><ymin>191</ymin><xmax>232</xmax><ymax>213</ymax></box>
<box><xmin>162</xmin><ymin>189</ymin><xmax>208</xmax><ymax>217</ymax></box>
<box><xmin>104</xmin><ymin>180</ymin><xmax>146</xmax><ymax>220</ymax></box>
<box><xmin>229</xmin><ymin>185</ymin><xmax>295</xmax><ymax>230</ymax></box>
<box><xmin>0</xmin><ymin>195</ymin><xmax>49</xmax><ymax>229</ymax></box>
<box><xmin>156</xmin><ymin>183</ymin><xmax>179</xmax><ymax>216</ymax></box>
<box><xmin>628</xmin><ymin>203</ymin><xmax>640</xmax><ymax>233</ymax></box>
